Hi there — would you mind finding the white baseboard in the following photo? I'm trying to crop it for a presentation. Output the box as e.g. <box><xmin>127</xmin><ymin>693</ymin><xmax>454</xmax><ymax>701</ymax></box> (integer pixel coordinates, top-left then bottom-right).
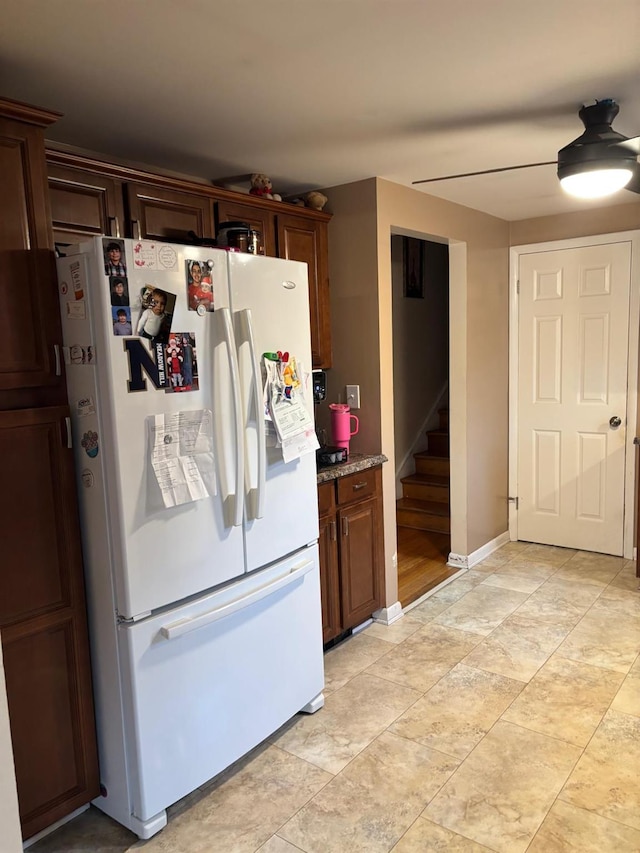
<box><xmin>372</xmin><ymin>601</ymin><xmax>403</xmax><ymax>625</ymax></box>
<box><xmin>448</xmin><ymin>530</ymin><xmax>510</xmax><ymax>571</ymax></box>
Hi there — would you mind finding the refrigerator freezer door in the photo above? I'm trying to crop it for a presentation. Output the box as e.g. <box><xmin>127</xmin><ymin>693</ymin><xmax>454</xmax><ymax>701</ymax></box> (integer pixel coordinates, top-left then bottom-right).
<box><xmin>229</xmin><ymin>254</ymin><xmax>319</xmax><ymax>572</ymax></box>
<box><xmin>117</xmin><ymin>545</ymin><xmax>324</xmax><ymax>829</ymax></box>
<box><xmin>59</xmin><ymin>241</ymin><xmax>246</xmax><ymax>619</ymax></box>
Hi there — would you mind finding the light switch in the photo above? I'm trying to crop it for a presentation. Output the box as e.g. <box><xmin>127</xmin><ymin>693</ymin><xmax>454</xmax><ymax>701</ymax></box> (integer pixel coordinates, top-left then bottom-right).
<box><xmin>346</xmin><ymin>384</ymin><xmax>360</xmax><ymax>409</ymax></box>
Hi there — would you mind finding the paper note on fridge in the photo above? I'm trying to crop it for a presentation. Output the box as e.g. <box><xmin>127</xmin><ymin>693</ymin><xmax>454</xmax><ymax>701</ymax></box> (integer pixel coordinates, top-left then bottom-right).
<box><xmin>148</xmin><ymin>410</ymin><xmax>216</xmax><ymax>508</ymax></box>
<box><xmin>281</xmin><ymin>429</ymin><xmax>319</xmax><ymax>464</ymax></box>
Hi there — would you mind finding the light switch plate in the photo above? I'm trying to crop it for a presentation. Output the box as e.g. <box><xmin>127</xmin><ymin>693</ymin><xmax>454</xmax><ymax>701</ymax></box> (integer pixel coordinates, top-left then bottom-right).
<box><xmin>346</xmin><ymin>384</ymin><xmax>360</xmax><ymax>409</ymax></box>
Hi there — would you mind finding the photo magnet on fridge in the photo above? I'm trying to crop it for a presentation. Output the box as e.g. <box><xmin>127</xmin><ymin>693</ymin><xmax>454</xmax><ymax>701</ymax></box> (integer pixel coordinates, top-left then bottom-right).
<box><xmin>103</xmin><ymin>238</ymin><xmax>127</xmax><ymax>277</ymax></box>
<box><xmin>110</xmin><ymin>275</ymin><xmax>129</xmax><ymax>306</ymax></box>
<box><xmin>137</xmin><ymin>285</ymin><xmax>176</xmax><ymax>345</ymax></box>
<box><xmin>186</xmin><ymin>259</ymin><xmax>215</xmax><ymax>314</ymax></box>
<box><xmin>165</xmin><ymin>332</ymin><xmax>198</xmax><ymax>393</ymax></box>
<box><xmin>112</xmin><ymin>306</ymin><xmax>133</xmax><ymax>336</ymax></box>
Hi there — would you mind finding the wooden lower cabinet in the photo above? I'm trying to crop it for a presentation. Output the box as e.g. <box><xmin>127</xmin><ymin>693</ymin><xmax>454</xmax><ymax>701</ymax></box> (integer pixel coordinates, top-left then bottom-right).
<box><xmin>318</xmin><ymin>515</ymin><xmax>341</xmax><ymax>643</ymax></box>
<box><xmin>318</xmin><ymin>466</ymin><xmax>384</xmax><ymax>644</ymax></box>
<box><xmin>0</xmin><ymin>406</ymin><xmax>99</xmax><ymax>839</ymax></box>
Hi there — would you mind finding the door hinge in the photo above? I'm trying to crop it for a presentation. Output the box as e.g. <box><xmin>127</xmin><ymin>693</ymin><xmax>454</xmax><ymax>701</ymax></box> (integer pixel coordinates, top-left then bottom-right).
<box><xmin>508</xmin><ymin>496</ymin><xmax>519</xmax><ymax>509</ymax></box>
<box><xmin>516</xmin><ymin>279</ymin><xmax>520</xmax><ymax>295</ymax></box>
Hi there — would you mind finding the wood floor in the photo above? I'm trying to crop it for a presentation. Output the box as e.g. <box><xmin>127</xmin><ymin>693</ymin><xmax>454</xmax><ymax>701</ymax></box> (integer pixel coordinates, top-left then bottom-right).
<box><xmin>396</xmin><ymin>526</ymin><xmax>459</xmax><ymax>608</ymax></box>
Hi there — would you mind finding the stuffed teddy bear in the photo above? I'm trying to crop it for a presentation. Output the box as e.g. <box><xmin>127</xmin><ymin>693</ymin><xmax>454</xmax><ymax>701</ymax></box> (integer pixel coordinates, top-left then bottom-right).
<box><xmin>303</xmin><ymin>191</ymin><xmax>328</xmax><ymax>211</ymax></box>
<box><xmin>250</xmin><ymin>173</ymin><xmax>282</xmax><ymax>202</ymax></box>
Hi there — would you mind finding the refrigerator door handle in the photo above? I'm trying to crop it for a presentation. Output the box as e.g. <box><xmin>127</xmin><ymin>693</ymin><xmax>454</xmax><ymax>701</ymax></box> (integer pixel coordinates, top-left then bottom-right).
<box><xmin>159</xmin><ymin>558</ymin><xmax>315</xmax><ymax>640</ymax></box>
<box><xmin>238</xmin><ymin>309</ymin><xmax>266</xmax><ymax>520</ymax></box>
<box><xmin>215</xmin><ymin>308</ymin><xmax>244</xmax><ymax>528</ymax></box>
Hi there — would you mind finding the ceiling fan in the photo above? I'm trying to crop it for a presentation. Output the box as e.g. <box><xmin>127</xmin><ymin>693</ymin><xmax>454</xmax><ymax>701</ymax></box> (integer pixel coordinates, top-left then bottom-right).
<box><xmin>412</xmin><ymin>99</ymin><xmax>640</xmax><ymax>199</ymax></box>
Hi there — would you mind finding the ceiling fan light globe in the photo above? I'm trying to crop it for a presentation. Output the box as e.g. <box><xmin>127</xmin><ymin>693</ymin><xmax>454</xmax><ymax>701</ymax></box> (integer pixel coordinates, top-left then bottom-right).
<box><xmin>559</xmin><ymin>167</ymin><xmax>633</xmax><ymax>199</ymax></box>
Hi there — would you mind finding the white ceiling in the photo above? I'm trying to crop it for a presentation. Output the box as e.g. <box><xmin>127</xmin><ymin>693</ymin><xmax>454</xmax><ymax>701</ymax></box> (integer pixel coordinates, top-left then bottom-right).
<box><xmin>2</xmin><ymin>0</ymin><xmax>640</xmax><ymax>221</ymax></box>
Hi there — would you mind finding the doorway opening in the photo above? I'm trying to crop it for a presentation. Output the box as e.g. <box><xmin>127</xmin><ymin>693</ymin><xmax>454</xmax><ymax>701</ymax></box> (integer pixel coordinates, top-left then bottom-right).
<box><xmin>391</xmin><ymin>235</ymin><xmax>458</xmax><ymax>606</ymax></box>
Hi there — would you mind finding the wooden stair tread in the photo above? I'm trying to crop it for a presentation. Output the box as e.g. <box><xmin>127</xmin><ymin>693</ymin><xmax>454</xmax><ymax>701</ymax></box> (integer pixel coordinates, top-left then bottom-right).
<box><xmin>414</xmin><ymin>451</ymin><xmax>450</xmax><ymax>461</ymax></box>
<box><xmin>401</xmin><ymin>472</ymin><xmax>449</xmax><ymax>488</ymax></box>
<box><xmin>396</xmin><ymin>498</ymin><xmax>450</xmax><ymax>517</ymax></box>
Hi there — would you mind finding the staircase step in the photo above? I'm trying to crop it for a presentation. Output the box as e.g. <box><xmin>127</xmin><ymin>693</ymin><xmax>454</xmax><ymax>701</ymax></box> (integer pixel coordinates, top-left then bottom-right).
<box><xmin>414</xmin><ymin>452</ymin><xmax>450</xmax><ymax>476</ymax></box>
<box><xmin>396</xmin><ymin>498</ymin><xmax>451</xmax><ymax>533</ymax></box>
<box><xmin>401</xmin><ymin>473</ymin><xmax>449</xmax><ymax>503</ymax></box>
<box><xmin>426</xmin><ymin>429</ymin><xmax>449</xmax><ymax>457</ymax></box>
<box><xmin>438</xmin><ymin>408</ymin><xmax>449</xmax><ymax>431</ymax></box>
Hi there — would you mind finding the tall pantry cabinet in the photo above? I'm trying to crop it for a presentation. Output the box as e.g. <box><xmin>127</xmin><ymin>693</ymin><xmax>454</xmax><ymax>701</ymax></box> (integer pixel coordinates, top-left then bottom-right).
<box><xmin>0</xmin><ymin>97</ymin><xmax>99</xmax><ymax>840</ymax></box>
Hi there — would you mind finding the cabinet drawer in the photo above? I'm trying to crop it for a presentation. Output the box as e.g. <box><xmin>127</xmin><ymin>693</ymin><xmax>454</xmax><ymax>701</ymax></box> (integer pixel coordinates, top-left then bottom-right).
<box><xmin>336</xmin><ymin>467</ymin><xmax>378</xmax><ymax>506</ymax></box>
<box><xmin>317</xmin><ymin>481</ymin><xmax>335</xmax><ymax>517</ymax></box>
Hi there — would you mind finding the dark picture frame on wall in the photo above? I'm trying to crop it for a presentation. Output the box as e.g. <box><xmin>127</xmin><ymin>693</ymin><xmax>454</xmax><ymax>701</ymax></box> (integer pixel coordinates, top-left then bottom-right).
<box><xmin>403</xmin><ymin>237</ymin><xmax>424</xmax><ymax>298</ymax></box>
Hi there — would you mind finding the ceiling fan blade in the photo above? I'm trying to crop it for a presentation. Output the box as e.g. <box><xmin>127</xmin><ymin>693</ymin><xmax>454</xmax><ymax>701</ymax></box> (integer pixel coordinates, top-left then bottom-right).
<box><xmin>412</xmin><ymin>161</ymin><xmax>557</xmax><ymax>185</ymax></box>
<box><xmin>617</xmin><ymin>135</ymin><xmax>640</xmax><ymax>154</ymax></box>
<box><xmin>625</xmin><ymin>162</ymin><xmax>640</xmax><ymax>193</ymax></box>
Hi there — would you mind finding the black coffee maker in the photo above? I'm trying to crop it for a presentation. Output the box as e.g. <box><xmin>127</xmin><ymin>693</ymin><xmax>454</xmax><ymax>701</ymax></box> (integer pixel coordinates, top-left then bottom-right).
<box><xmin>312</xmin><ymin>369</ymin><xmax>326</xmax><ymax>404</ymax></box>
<box><xmin>313</xmin><ymin>371</ymin><xmax>348</xmax><ymax>465</ymax></box>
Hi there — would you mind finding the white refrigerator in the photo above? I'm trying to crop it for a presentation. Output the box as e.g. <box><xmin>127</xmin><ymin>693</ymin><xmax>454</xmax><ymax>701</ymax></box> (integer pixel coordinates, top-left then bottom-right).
<box><xmin>56</xmin><ymin>237</ymin><xmax>324</xmax><ymax>839</ymax></box>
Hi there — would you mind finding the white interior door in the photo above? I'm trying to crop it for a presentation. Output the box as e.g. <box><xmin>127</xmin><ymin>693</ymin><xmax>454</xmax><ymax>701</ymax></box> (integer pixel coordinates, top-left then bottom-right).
<box><xmin>517</xmin><ymin>241</ymin><xmax>632</xmax><ymax>555</ymax></box>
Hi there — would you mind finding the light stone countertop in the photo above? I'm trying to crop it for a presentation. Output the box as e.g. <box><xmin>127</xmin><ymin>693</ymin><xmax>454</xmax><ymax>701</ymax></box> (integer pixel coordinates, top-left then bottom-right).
<box><xmin>316</xmin><ymin>452</ymin><xmax>387</xmax><ymax>484</ymax></box>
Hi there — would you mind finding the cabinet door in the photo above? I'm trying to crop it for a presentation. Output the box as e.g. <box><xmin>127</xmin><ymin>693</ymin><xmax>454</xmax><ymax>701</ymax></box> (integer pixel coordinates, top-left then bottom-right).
<box><xmin>47</xmin><ymin>163</ymin><xmax>125</xmax><ymax>245</ymax></box>
<box><xmin>0</xmin><ymin>406</ymin><xmax>99</xmax><ymax>839</ymax></box>
<box><xmin>318</xmin><ymin>514</ymin><xmax>342</xmax><ymax>643</ymax></box>
<box><xmin>276</xmin><ymin>214</ymin><xmax>331</xmax><ymax>369</ymax></box>
<box><xmin>125</xmin><ymin>182</ymin><xmax>214</xmax><ymax>243</ymax></box>
<box><xmin>216</xmin><ymin>200</ymin><xmax>276</xmax><ymax>256</ymax></box>
<box><xmin>0</xmin><ymin>114</ymin><xmax>52</xmax><ymax>252</ymax></box>
<box><xmin>0</xmin><ymin>117</ymin><xmax>64</xmax><ymax>400</ymax></box>
<box><xmin>0</xmin><ymin>248</ymin><xmax>64</xmax><ymax>399</ymax></box>
<box><xmin>338</xmin><ymin>497</ymin><xmax>383</xmax><ymax>630</ymax></box>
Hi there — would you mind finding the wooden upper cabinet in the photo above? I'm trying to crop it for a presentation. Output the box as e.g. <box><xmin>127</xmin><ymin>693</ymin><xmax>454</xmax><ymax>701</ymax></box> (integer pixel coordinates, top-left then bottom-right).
<box><xmin>277</xmin><ymin>213</ymin><xmax>331</xmax><ymax>369</ymax></box>
<box><xmin>48</xmin><ymin>163</ymin><xmax>125</xmax><ymax>245</ymax></box>
<box><xmin>215</xmin><ymin>200</ymin><xmax>277</xmax><ymax>256</ymax></box>
<box><xmin>0</xmin><ymin>101</ymin><xmax>64</xmax><ymax>405</ymax></box>
<box><xmin>125</xmin><ymin>182</ymin><xmax>214</xmax><ymax>243</ymax></box>
<box><xmin>0</xmin><ymin>248</ymin><xmax>65</xmax><ymax>399</ymax></box>
<box><xmin>0</xmin><ymin>101</ymin><xmax>59</xmax><ymax>253</ymax></box>
<box><xmin>43</xmin><ymin>150</ymin><xmax>333</xmax><ymax>369</ymax></box>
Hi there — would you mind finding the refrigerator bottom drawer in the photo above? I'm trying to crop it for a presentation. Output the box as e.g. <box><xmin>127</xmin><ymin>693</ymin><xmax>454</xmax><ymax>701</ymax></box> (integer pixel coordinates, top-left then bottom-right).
<box><xmin>118</xmin><ymin>545</ymin><xmax>324</xmax><ymax>823</ymax></box>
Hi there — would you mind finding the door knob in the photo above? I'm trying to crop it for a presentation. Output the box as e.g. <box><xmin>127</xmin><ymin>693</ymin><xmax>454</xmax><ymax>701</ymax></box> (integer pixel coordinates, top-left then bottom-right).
<box><xmin>609</xmin><ymin>416</ymin><xmax>622</xmax><ymax>429</ymax></box>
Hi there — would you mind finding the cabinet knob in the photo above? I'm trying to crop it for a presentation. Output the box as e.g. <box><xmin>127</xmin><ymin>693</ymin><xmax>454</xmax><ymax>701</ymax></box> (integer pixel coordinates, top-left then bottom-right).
<box><xmin>131</xmin><ymin>219</ymin><xmax>142</xmax><ymax>240</ymax></box>
<box><xmin>329</xmin><ymin>520</ymin><xmax>337</xmax><ymax>541</ymax></box>
<box><xmin>342</xmin><ymin>517</ymin><xmax>349</xmax><ymax>537</ymax></box>
<box><xmin>353</xmin><ymin>481</ymin><xmax>367</xmax><ymax>490</ymax></box>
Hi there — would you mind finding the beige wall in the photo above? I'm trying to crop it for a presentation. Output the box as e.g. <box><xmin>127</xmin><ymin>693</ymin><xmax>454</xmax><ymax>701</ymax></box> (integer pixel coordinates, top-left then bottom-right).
<box><xmin>318</xmin><ymin>180</ymin><xmax>381</xmax><ymax>449</ymax></box>
<box><xmin>510</xmin><ymin>200</ymin><xmax>640</xmax><ymax>245</ymax></box>
<box><xmin>377</xmin><ymin>180</ymin><xmax>510</xmax><ymax>583</ymax></box>
<box><xmin>323</xmin><ymin>178</ymin><xmax>510</xmax><ymax>607</ymax></box>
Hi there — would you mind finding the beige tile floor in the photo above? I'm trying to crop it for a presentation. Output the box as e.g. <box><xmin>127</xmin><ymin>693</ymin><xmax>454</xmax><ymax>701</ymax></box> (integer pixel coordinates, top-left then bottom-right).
<box><xmin>31</xmin><ymin>543</ymin><xmax>640</xmax><ymax>853</ymax></box>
